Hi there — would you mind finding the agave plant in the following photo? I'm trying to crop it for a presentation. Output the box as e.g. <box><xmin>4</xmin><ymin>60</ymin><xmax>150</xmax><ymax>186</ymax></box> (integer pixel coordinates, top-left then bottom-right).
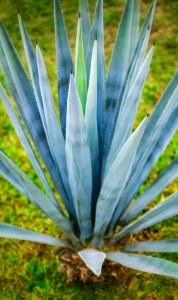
<box><xmin>0</xmin><ymin>0</ymin><xmax>178</xmax><ymax>279</ymax></box>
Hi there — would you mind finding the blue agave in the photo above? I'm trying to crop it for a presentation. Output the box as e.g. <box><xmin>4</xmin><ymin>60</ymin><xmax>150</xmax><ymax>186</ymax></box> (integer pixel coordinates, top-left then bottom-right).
<box><xmin>0</xmin><ymin>0</ymin><xmax>178</xmax><ymax>278</ymax></box>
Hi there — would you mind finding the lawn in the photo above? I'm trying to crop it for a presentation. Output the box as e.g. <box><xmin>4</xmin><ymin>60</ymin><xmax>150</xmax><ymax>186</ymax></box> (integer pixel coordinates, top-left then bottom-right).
<box><xmin>0</xmin><ymin>0</ymin><xmax>178</xmax><ymax>299</ymax></box>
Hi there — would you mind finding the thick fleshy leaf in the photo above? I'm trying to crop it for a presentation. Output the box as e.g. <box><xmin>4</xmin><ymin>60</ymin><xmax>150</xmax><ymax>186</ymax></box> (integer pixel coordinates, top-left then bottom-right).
<box><xmin>0</xmin><ymin>23</ymin><xmax>70</xmax><ymax>212</ymax></box>
<box><xmin>130</xmin><ymin>0</ymin><xmax>139</xmax><ymax>59</ymax></box>
<box><xmin>78</xmin><ymin>249</ymin><xmax>106</xmax><ymax>276</ymax></box>
<box><xmin>75</xmin><ymin>16</ymin><xmax>87</xmax><ymax>112</ymax></box>
<box><xmin>0</xmin><ymin>222</ymin><xmax>70</xmax><ymax>248</ymax></box>
<box><xmin>106</xmin><ymin>252</ymin><xmax>178</xmax><ymax>279</ymax></box>
<box><xmin>121</xmin><ymin>156</ymin><xmax>178</xmax><ymax>224</ymax></box>
<box><xmin>104</xmin><ymin>0</ymin><xmax>156</xmax><ymax>163</ymax></box>
<box><xmin>110</xmin><ymin>192</ymin><xmax>178</xmax><ymax>244</ymax></box>
<box><xmin>79</xmin><ymin>0</ymin><xmax>90</xmax><ymax>63</ymax></box>
<box><xmin>92</xmin><ymin>118</ymin><xmax>147</xmax><ymax>247</ymax></box>
<box><xmin>18</xmin><ymin>14</ymin><xmax>45</xmax><ymax>127</ymax></box>
<box><xmin>85</xmin><ymin>41</ymin><xmax>99</xmax><ymax>211</ymax></box>
<box><xmin>104</xmin><ymin>47</ymin><xmax>154</xmax><ymax>175</ymax></box>
<box><xmin>0</xmin><ymin>83</ymin><xmax>60</xmax><ymax>209</ymax></box>
<box><xmin>117</xmin><ymin>89</ymin><xmax>178</xmax><ymax>220</ymax></box>
<box><xmin>65</xmin><ymin>74</ymin><xmax>92</xmax><ymax>239</ymax></box>
<box><xmin>86</xmin><ymin>0</ymin><xmax>105</xmax><ymax>161</ymax></box>
<box><xmin>36</xmin><ymin>45</ymin><xmax>75</xmax><ymax>215</ymax></box>
<box><xmin>0</xmin><ymin>150</ymin><xmax>79</xmax><ymax>245</ymax></box>
<box><xmin>0</xmin><ymin>161</ymin><xmax>25</xmax><ymax>195</ymax></box>
<box><xmin>105</xmin><ymin>0</ymin><xmax>133</xmax><ymax>126</ymax></box>
<box><xmin>53</xmin><ymin>0</ymin><xmax>74</xmax><ymax>135</ymax></box>
<box><xmin>123</xmin><ymin>240</ymin><xmax>178</xmax><ymax>253</ymax></box>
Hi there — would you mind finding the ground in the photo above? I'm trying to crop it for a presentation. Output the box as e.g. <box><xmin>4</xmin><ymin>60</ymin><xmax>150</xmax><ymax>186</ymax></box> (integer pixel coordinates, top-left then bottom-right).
<box><xmin>0</xmin><ymin>0</ymin><xmax>178</xmax><ymax>299</ymax></box>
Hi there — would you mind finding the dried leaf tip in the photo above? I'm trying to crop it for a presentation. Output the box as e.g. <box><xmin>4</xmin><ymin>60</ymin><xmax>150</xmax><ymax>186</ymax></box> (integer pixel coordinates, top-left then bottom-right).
<box><xmin>78</xmin><ymin>11</ymin><xmax>81</xmax><ymax>18</ymax></box>
<box><xmin>36</xmin><ymin>39</ymin><xmax>38</xmax><ymax>45</ymax></box>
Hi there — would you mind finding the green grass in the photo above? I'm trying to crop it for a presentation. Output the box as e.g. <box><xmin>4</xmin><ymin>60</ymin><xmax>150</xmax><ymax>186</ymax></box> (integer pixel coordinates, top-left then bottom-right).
<box><xmin>0</xmin><ymin>0</ymin><xmax>178</xmax><ymax>299</ymax></box>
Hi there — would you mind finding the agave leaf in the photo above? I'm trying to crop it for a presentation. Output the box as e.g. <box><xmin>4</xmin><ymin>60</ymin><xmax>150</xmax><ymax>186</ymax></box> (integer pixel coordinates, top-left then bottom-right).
<box><xmin>18</xmin><ymin>14</ymin><xmax>47</xmax><ymax>131</ymax></box>
<box><xmin>36</xmin><ymin>45</ymin><xmax>75</xmax><ymax>214</ymax></box>
<box><xmin>0</xmin><ymin>161</ymin><xmax>25</xmax><ymax>195</ymax></box>
<box><xmin>65</xmin><ymin>74</ymin><xmax>92</xmax><ymax>239</ymax></box>
<box><xmin>0</xmin><ymin>23</ymin><xmax>71</xmax><ymax>212</ymax></box>
<box><xmin>75</xmin><ymin>15</ymin><xmax>87</xmax><ymax>113</ymax></box>
<box><xmin>0</xmin><ymin>83</ymin><xmax>60</xmax><ymax>209</ymax></box>
<box><xmin>106</xmin><ymin>252</ymin><xmax>178</xmax><ymax>279</ymax></box>
<box><xmin>85</xmin><ymin>41</ymin><xmax>99</xmax><ymax>211</ymax></box>
<box><xmin>104</xmin><ymin>0</ymin><xmax>156</xmax><ymax>162</ymax></box>
<box><xmin>105</xmin><ymin>46</ymin><xmax>154</xmax><ymax>175</ymax></box>
<box><xmin>0</xmin><ymin>222</ymin><xmax>71</xmax><ymax>248</ymax></box>
<box><xmin>136</xmin><ymin>71</ymin><xmax>178</xmax><ymax>163</ymax></box>
<box><xmin>116</xmin><ymin>89</ymin><xmax>178</xmax><ymax>220</ymax></box>
<box><xmin>0</xmin><ymin>150</ymin><xmax>79</xmax><ymax>245</ymax></box>
<box><xmin>86</xmin><ymin>0</ymin><xmax>105</xmax><ymax>159</ymax></box>
<box><xmin>121</xmin><ymin>156</ymin><xmax>178</xmax><ymax>224</ymax></box>
<box><xmin>53</xmin><ymin>0</ymin><xmax>74</xmax><ymax>135</ymax></box>
<box><xmin>92</xmin><ymin>117</ymin><xmax>147</xmax><ymax>247</ymax></box>
<box><xmin>79</xmin><ymin>0</ymin><xmax>90</xmax><ymax>63</ymax></box>
<box><xmin>123</xmin><ymin>240</ymin><xmax>178</xmax><ymax>253</ymax></box>
<box><xmin>78</xmin><ymin>249</ymin><xmax>106</xmax><ymax>276</ymax></box>
<box><xmin>130</xmin><ymin>0</ymin><xmax>139</xmax><ymax>59</ymax></box>
<box><xmin>105</xmin><ymin>0</ymin><xmax>134</xmax><ymax>123</ymax></box>
<box><xmin>110</xmin><ymin>192</ymin><xmax>178</xmax><ymax>244</ymax></box>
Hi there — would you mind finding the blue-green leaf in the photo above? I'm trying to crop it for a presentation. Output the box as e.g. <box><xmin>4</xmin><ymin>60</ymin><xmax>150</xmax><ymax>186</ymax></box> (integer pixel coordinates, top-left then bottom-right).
<box><xmin>106</xmin><ymin>252</ymin><xmax>178</xmax><ymax>279</ymax></box>
<box><xmin>0</xmin><ymin>150</ymin><xmax>79</xmax><ymax>245</ymax></box>
<box><xmin>117</xmin><ymin>86</ymin><xmax>178</xmax><ymax>219</ymax></box>
<box><xmin>0</xmin><ymin>222</ymin><xmax>70</xmax><ymax>248</ymax></box>
<box><xmin>92</xmin><ymin>118</ymin><xmax>147</xmax><ymax>247</ymax></box>
<box><xmin>0</xmin><ymin>161</ymin><xmax>25</xmax><ymax>195</ymax></box>
<box><xmin>0</xmin><ymin>23</ymin><xmax>69</xmax><ymax>210</ymax></box>
<box><xmin>53</xmin><ymin>0</ymin><xmax>74</xmax><ymax>135</ymax></box>
<box><xmin>75</xmin><ymin>16</ymin><xmax>87</xmax><ymax>113</ymax></box>
<box><xmin>123</xmin><ymin>240</ymin><xmax>178</xmax><ymax>253</ymax></box>
<box><xmin>36</xmin><ymin>45</ymin><xmax>75</xmax><ymax>216</ymax></box>
<box><xmin>85</xmin><ymin>41</ymin><xmax>99</xmax><ymax>211</ymax></box>
<box><xmin>0</xmin><ymin>83</ymin><xmax>60</xmax><ymax>209</ymax></box>
<box><xmin>104</xmin><ymin>47</ymin><xmax>154</xmax><ymax>176</ymax></box>
<box><xmin>121</xmin><ymin>156</ymin><xmax>178</xmax><ymax>224</ymax></box>
<box><xmin>104</xmin><ymin>0</ymin><xmax>156</xmax><ymax>163</ymax></box>
<box><xmin>111</xmin><ymin>192</ymin><xmax>178</xmax><ymax>244</ymax></box>
<box><xmin>78</xmin><ymin>249</ymin><xmax>106</xmax><ymax>276</ymax></box>
<box><xmin>86</xmin><ymin>0</ymin><xmax>105</xmax><ymax>160</ymax></box>
<box><xmin>65</xmin><ymin>74</ymin><xmax>92</xmax><ymax>239</ymax></box>
<box><xmin>79</xmin><ymin>0</ymin><xmax>91</xmax><ymax>63</ymax></box>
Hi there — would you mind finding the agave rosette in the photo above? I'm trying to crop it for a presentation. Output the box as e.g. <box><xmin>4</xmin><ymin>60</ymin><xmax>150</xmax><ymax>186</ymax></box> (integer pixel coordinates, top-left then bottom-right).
<box><xmin>0</xmin><ymin>0</ymin><xmax>178</xmax><ymax>278</ymax></box>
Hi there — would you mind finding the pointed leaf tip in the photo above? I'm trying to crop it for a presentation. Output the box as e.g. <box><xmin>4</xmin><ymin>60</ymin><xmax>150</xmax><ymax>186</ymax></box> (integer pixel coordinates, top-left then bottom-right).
<box><xmin>78</xmin><ymin>249</ymin><xmax>106</xmax><ymax>276</ymax></box>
